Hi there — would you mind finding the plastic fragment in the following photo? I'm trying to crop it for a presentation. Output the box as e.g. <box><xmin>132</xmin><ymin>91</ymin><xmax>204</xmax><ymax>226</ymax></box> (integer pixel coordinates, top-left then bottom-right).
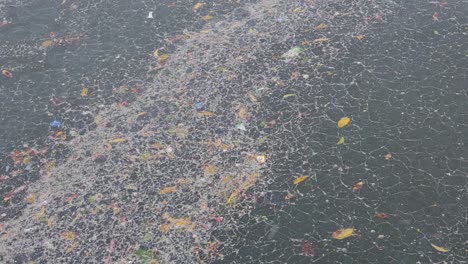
<box><xmin>50</xmin><ymin>120</ymin><xmax>62</xmax><ymax>128</ymax></box>
<box><xmin>195</xmin><ymin>102</ymin><xmax>205</xmax><ymax>111</ymax></box>
<box><xmin>256</xmin><ymin>155</ymin><xmax>266</xmax><ymax>163</ymax></box>
<box><xmin>147</xmin><ymin>11</ymin><xmax>153</xmax><ymax>19</ymax></box>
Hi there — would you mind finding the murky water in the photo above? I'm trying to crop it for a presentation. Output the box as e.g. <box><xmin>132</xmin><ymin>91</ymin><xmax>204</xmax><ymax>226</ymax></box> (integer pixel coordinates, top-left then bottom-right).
<box><xmin>0</xmin><ymin>0</ymin><xmax>467</xmax><ymax>263</ymax></box>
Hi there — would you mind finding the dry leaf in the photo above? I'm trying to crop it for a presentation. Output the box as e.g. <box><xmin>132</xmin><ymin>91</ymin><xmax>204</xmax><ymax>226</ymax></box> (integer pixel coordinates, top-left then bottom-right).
<box><xmin>331</xmin><ymin>228</ymin><xmax>354</xmax><ymax>240</ymax></box>
<box><xmin>150</xmin><ymin>143</ymin><xmax>164</xmax><ymax>149</ymax></box>
<box><xmin>3</xmin><ymin>191</ymin><xmax>14</xmax><ymax>202</ymax></box>
<box><xmin>41</xmin><ymin>40</ymin><xmax>53</xmax><ymax>47</ymax></box>
<box><xmin>352</xmin><ymin>181</ymin><xmax>364</xmax><ymax>192</ymax></box>
<box><xmin>431</xmin><ymin>243</ymin><xmax>449</xmax><ymax>252</ymax></box>
<box><xmin>26</xmin><ymin>193</ymin><xmax>36</xmax><ymax>204</ymax></box>
<box><xmin>226</xmin><ymin>189</ymin><xmax>239</xmax><ymax>204</ymax></box>
<box><xmin>356</xmin><ymin>35</ymin><xmax>364</xmax><ymax>40</ymax></box>
<box><xmin>375</xmin><ymin>213</ymin><xmax>389</xmax><ymax>219</ymax></box>
<box><xmin>159</xmin><ymin>186</ymin><xmax>177</xmax><ymax>195</ymax></box>
<box><xmin>204</xmin><ymin>165</ymin><xmax>218</xmax><ymax>176</ymax></box>
<box><xmin>200</xmin><ymin>15</ymin><xmax>213</xmax><ymax>21</ymax></box>
<box><xmin>314</xmin><ymin>23</ymin><xmax>328</xmax><ymax>30</ymax></box>
<box><xmin>248</xmin><ymin>92</ymin><xmax>257</xmax><ymax>102</ymax></box>
<box><xmin>81</xmin><ymin>87</ymin><xmax>89</xmax><ymax>97</ymax></box>
<box><xmin>239</xmin><ymin>107</ymin><xmax>247</xmax><ymax>119</ymax></box>
<box><xmin>198</xmin><ymin>111</ymin><xmax>214</xmax><ymax>117</ymax></box>
<box><xmin>337</xmin><ymin>117</ymin><xmax>350</xmax><ymax>128</ymax></box>
<box><xmin>2</xmin><ymin>70</ymin><xmax>13</xmax><ymax>78</ymax></box>
<box><xmin>193</xmin><ymin>2</ymin><xmax>204</xmax><ymax>10</ymax></box>
<box><xmin>60</xmin><ymin>231</ymin><xmax>78</xmax><ymax>240</ymax></box>
<box><xmin>34</xmin><ymin>207</ymin><xmax>46</xmax><ymax>220</ymax></box>
<box><xmin>313</xmin><ymin>37</ymin><xmax>330</xmax><ymax>43</ymax></box>
<box><xmin>109</xmin><ymin>138</ymin><xmax>127</xmax><ymax>144</ymax></box>
<box><xmin>284</xmin><ymin>193</ymin><xmax>296</xmax><ymax>200</ymax></box>
<box><xmin>293</xmin><ymin>175</ymin><xmax>309</xmax><ymax>185</ymax></box>
<box><xmin>291</xmin><ymin>71</ymin><xmax>300</xmax><ymax>80</ymax></box>
<box><xmin>160</xmin><ymin>223</ymin><xmax>171</xmax><ymax>233</ymax></box>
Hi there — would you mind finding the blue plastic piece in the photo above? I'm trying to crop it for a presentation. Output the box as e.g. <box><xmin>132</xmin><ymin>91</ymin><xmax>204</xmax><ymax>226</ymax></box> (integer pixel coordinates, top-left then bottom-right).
<box><xmin>195</xmin><ymin>102</ymin><xmax>205</xmax><ymax>111</ymax></box>
<box><xmin>50</xmin><ymin>120</ymin><xmax>61</xmax><ymax>128</ymax></box>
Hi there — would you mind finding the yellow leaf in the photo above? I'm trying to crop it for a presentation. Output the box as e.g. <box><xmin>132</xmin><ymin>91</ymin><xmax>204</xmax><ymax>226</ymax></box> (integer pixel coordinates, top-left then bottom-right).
<box><xmin>356</xmin><ymin>35</ymin><xmax>364</xmax><ymax>40</ymax></box>
<box><xmin>314</xmin><ymin>37</ymin><xmax>330</xmax><ymax>43</ymax></box>
<box><xmin>136</xmin><ymin>112</ymin><xmax>147</xmax><ymax>117</ymax></box>
<box><xmin>293</xmin><ymin>175</ymin><xmax>309</xmax><ymax>185</ymax></box>
<box><xmin>157</xmin><ymin>54</ymin><xmax>169</xmax><ymax>62</ymax></box>
<box><xmin>159</xmin><ymin>186</ymin><xmax>177</xmax><ymax>195</ymax></box>
<box><xmin>41</xmin><ymin>40</ymin><xmax>53</xmax><ymax>47</ymax></box>
<box><xmin>314</xmin><ymin>23</ymin><xmax>328</xmax><ymax>30</ymax></box>
<box><xmin>81</xmin><ymin>87</ymin><xmax>89</xmax><ymax>97</ymax></box>
<box><xmin>332</xmin><ymin>228</ymin><xmax>354</xmax><ymax>240</ymax></box>
<box><xmin>201</xmin><ymin>15</ymin><xmax>213</xmax><ymax>21</ymax></box>
<box><xmin>193</xmin><ymin>2</ymin><xmax>204</xmax><ymax>10</ymax></box>
<box><xmin>26</xmin><ymin>193</ymin><xmax>36</xmax><ymax>204</ymax></box>
<box><xmin>226</xmin><ymin>189</ymin><xmax>239</xmax><ymax>204</ymax></box>
<box><xmin>174</xmin><ymin>217</ymin><xmax>191</xmax><ymax>227</ymax></box>
<box><xmin>337</xmin><ymin>137</ymin><xmax>345</xmax><ymax>145</ymax></box>
<box><xmin>34</xmin><ymin>207</ymin><xmax>45</xmax><ymax>220</ymax></box>
<box><xmin>109</xmin><ymin>138</ymin><xmax>127</xmax><ymax>144</ymax></box>
<box><xmin>431</xmin><ymin>243</ymin><xmax>449</xmax><ymax>252</ymax></box>
<box><xmin>239</xmin><ymin>107</ymin><xmax>247</xmax><ymax>119</ymax></box>
<box><xmin>204</xmin><ymin>165</ymin><xmax>218</xmax><ymax>176</ymax></box>
<box><xmin>198</xmin><ymin>111</ymin><xmax>214</xmax><ymax>117</ymax></box>
<box><xmin>337</xmin><ymin>117</ymin><xmax>350</xmax><ymax>128</ymax></box>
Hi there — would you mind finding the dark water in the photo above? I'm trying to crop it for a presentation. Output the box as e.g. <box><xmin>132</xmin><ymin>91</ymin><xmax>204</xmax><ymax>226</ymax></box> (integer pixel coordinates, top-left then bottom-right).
<box><xmin>0</xmin><ymin>0</ymin><xmax>467</xmax><ymax>263</ymax></box>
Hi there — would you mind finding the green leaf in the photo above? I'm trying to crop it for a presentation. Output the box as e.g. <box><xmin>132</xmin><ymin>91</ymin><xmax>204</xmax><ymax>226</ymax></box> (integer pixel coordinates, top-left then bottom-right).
<box><xmin>258</xmin><ymin>136</ymin><xmax>269</xmax><ymax>144</ymax></box>
<box><xmin>135</xmin><ymin>248</ymin><xmax>154</xmax><ymax>263</ymax></box>
<box><xmin>337</xmin><ymin>137</ymin><xmax>345</xmax><ymax>145</ymax></box>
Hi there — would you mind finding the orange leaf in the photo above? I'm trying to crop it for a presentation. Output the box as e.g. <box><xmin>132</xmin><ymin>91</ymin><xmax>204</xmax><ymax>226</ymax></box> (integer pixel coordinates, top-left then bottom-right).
<box><xmin>159</xmin><ymin>186</ymin><xmax>177</xmax><ymax>195</ymax></box>
<box><xmin>293</xmin><ymin>175</ymin><xmax>309</xmax><ymax>185</ymax></box>
<box><xmin>352</xmin><ymin>181</ymin><xmax>364</xmax><ymax>191</ymax></box>
<box><xmin>356</xmin><ymin>35</ymin><xmax>364</xmax><ymax>40</ymax></box>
